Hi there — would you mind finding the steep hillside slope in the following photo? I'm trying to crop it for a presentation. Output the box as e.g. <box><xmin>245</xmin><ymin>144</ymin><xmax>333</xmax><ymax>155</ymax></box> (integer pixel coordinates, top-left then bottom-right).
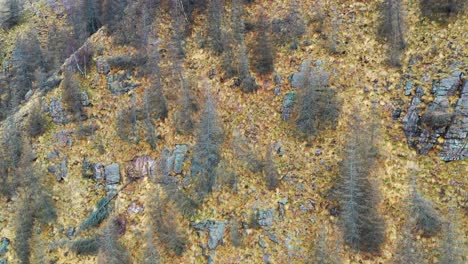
<box><xmin>0</xmin><ymin>0</ymin><xmax>466</xmax><ymax>263</ymax></box>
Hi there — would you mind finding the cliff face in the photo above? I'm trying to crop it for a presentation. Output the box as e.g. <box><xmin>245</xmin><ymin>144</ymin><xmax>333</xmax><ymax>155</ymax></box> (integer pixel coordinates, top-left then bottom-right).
<box><xmin>0</xmin><ymin>0</ymin><xmax>466</xmax><ymax>263</ymax></box>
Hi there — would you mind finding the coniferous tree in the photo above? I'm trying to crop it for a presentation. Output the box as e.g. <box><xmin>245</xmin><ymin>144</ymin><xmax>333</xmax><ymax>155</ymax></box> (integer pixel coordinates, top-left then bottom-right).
<box><xmin>238</xmin><ymin>42</ymin><xmax>258</xmax><ymax>93</ymax></box>
<box><xmin>253</xmin><ymin>14</ymin><xmax>274</xmax><ymax>75</ymax></box>
<box><xmin>190</xmin><ymin>88</ymin><xmax>224</xmax><ymax>200</ymax></box>
<box><xmin>2</xmin><ymin>0</ymin><xmax>22</xmax><ymax>29</ymax></box>
<box><xmin>336</xmin><ymin>113</ymin><xmax>385</xmax><ymax>253</ymax></box>
<box><xmin>232</xmin><ymin>129</ymin><xmax>263</xmax><ymax>173</ymax></box>
<box><xmin>378</xmin><ymin>0</ymin><xmax>406</xmax><ymax>67</ymax></box>
<box><xmin>439</xmin><ymin>208</ymin><xmax>464</xmax><ymax>264</ymax></box>
<box><xmin>145</xmin><ymin>45</ymin><xmax>168</xmax><ymax>120</ymax></box>
<box><xmin>394</xmin><ymin>218</ymin><xmax>423</xmax><ymax>264</ymax></box>
<box><xmin>101</xmin><ymin>0</ymin><xmax>128</xmax><ymax>33</ymax></box>
<box><xmin>148</xmin><ymin>189</ymin><xmax>188</xmax><ymax>256</ymax></box>
<box><xmin>174</xmin><ymin>68</ymin><xmax>196</xmax><ymax>135</ymax></box>
<box><xmin>420</xmin><ymin>0</ymin><xmax>465</xmax><ymax>20</ymax></box>
<box><xmin>15</xmin><ymin>195</ymin><xmax>34</xmax><ymax>264</ymax></box>
<box><xmin>27</xmin><ymin>102</ymin><xmax>48</xmax><ymax>137</ymax></box>
<box><xmin>170</xmin><ymin>0</ymin><xmax>187</xmax><ymax>59</ymax></box>
<box><xmin>46</xmin><ymin>22</ymin><xmax>73</xmax><ymax>71</ymax></box>
<box><xmin>310</xmin><ymin>230</ymin><xmax>341</xmax><ymax>264</ymax></box>
<box><xmin>296</xmin><ymin>62</ymin><xmax>339</xmax><ymax>137</ymax></box>
<box><xmin>409</xmin><ymin>178</ymin><xmax>441</xmax><ymax>237</ymax></box>
<box><xmin>207</xmin><ymin>0</ymin><xmax>224</xmax><ymax>54</ymax></box>
<box><xmin>62</xmin><ymin>71</ymin><xmax>84</xmax><ymax>120</ymax></box>
<box><xmin>9</xmin><ymin>32</ymin><xmax>45</xmax><ymax>108</ymax></box>
<box><xmin>231</xmin><ymin>0</ymin><xmax>245</xmax><ymax>43</ymax></box>
<box><xmin>263</xmin><ymin>146</ymin><xmax>279</xmax><ymax>191</ymax></box>
<box><xmin>98</xmin><ymin>218</ymin><xmax>131</xmax><ymax>264</ymax></box>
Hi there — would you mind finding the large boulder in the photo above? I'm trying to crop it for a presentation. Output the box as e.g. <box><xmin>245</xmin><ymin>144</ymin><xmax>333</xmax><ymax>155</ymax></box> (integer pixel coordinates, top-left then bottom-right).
<box><xmin>440</xmin><ymin>81</ymin><xmax>468</xmax><ymax>161</ymax></box>
<box><xmin>402</xmin><ymin>65</ymin><xmax>466</xmax><ymax>161</ymax></box>
<box><xmin>107</xmin><ymin>71</ymin><xmax>141</xmax><ymax>95</ymax></box>
<box><xmin>128</xmin><ymin>156</ymin><xmax>157</xmax><ymax>178</ymax></box>
<box><xmin>192</xmin><ymin>220</ymin><xmax>226</xmax><ymax>250</ymax></box>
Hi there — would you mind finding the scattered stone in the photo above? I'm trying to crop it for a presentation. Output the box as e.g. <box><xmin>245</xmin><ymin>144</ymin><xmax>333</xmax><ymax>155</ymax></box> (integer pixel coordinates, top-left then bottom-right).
<box><xmin>209</xmin><ymin>69</ymin><xmax>217</xmax><ymax>79</ymax></box>
<box><xmin>267</xmin><ymin>232</ymin><xmax>279</xmax><ymax>244</ymax></box>
<box><xmin>96</xmin><ymin>57</ymin><xmax>110</xmax><ymax>74</ymax></box>
<box><xmin>66</xmin><ymin>227</ymin><xmax>75</xmax><ymax>239</ymax></box>
<box><xmin>258</xmin><ymin>235</ymin><xmax>266</xmax><ymax>249</ymax></box>
<box><xmin>0</xmin><ymin>259</ymin><xmax>6</xmax><ymax>264</ymax></box>
<box><xmin>392</xmin><ymin>108</ymin><xmax>402</xmax><ymax>119</ymax></box>
<box><xmin>0</xmin><ymin>237</ymin><xmax>9</xmax><ymax>256</ymax></box>
<box><xmin>49</xmin><ymin>97</ymin><xmax>67</xmax><ymax>124</ymax></box>
<box><xmin>257</xmin><ymin>209</ymin><xmax>275</xmax><ymax>229</ymax></box>
<box><xmin>81</xmin><ymin>91</ymin><xmax>91</xmax><ymax>106</ymax></box>
<box><xmin>274</xmin><ymin>86</ymin><xmax>281</xmax><ymax>96</ymax></box>
<box><xmin>127</xmin><ymin>202</ymin><xmax>144</xmax><ymax>214</ymax></box>
<box><xmin>47</xmin><ymin>165</ymin><xmax>57</xmax><ymax>173</ymax></box>
<box><xmin>314</xmin><ymin>149</ymin><xmax>322</xmax><ymax>156</ymax></box>
<box><xmin>47</xmin><ymin>149</ymin><xmax>60</xmax><ymax>161</ymax></box>
<box><xmin>404</xmin><ymin>80</ymin><xmax>413</xmax><ymax>96</ymax></box>
<box><xmin>53</xmin><ymin>130</ymin><xmax>73</xmax><ymax>147</ymax></box>
<box><xmin>105</xmin><ymin>163</ymin><xmax>121</xmax><ymax>184</ymax></box>
<box><xmin>273</xmin><ymin>141</ymin><xmax>285</xmax><ymax>157</ymax></box>
<box><xmin>281</xmin><ymin>92</ymin><xmax>295</xmax><ymax>121</ymax></box>
<box><xmin>24</xmin><ymin>89</ymin><xmax>33</xmax><ymax>101</ymax></box>
<box><xmin>82</xmin><ymin>157</ymin><xmax>94</xmax><ymax>178</ymax></box>
<box><xmin>274</xmin><ymin>73</ymin><xmax>282</xmax><ymax>85</ymax></box>
<box><xmin>60</xmin><ymin>158</ymin><xmax>68</xmax><ymax>179</ymax></box>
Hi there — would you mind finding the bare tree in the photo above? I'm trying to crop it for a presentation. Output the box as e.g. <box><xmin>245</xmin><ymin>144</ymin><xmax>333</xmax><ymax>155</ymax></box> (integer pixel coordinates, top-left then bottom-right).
<box><xmin>98</xmin><ymin>218</ymin><xmax>131</xmax><ymax>264</ymax></box>
<box><xmin>253</xmin><ymin>14</ymin><xmax>274</xmax><ymax>75</ymax></box>
<box><xmin>439</xmin><ymin>208</ymin><xmax>464</xmax><ymax>264</ymax></box>
<box><xmin>207</xmin><ymin>0</ymin><xmax>224</xmax><ymax>54</ymax></box>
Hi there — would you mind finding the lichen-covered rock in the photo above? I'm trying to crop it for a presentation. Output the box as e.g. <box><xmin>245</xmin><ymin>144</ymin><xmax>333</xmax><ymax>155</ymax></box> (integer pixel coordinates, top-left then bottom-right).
<box><xmin>192</xmin><ymin>220</ymin><xmax>226</xmax><ymax>250</ymax></box>
<box><xmin>281</xmin><ymin>92</ymin><xmax>295</xmax><ymax>121</ymax></box>
<box><xmin>257</xmin><ymin>209</ymin><xmax>275</xmax><ymax>229</ymax></box>
<box><xmin>107</xmin><ymin>71</ymin><xmax>141</xmax><ymax>95</ymax></box>
<box><xmin>49</xmin><ymin>97</ymin><xmax>67</xmax><ymax>124</ymax></box>
<box><xmin>402</xmin><ymin>65</ymin><xmax>466</xmax><ymax>161</ymax></box>
<box><xmin>105</xmin><ymin>163</ymin><xmax>120</xmax><ymax>184</ymax></box>
<box><xmin>432</xmin><ymin>70</ymin><xmax>462</xmax><ymax>96</ymax></box>
<box><xmin>129</xmin><ymin>156</ymin><xmax>156</xmax><ymax>178</ymax></box>
<box><xmin>440</xmin><ymin>81</ymin><xmax>468</xmax><ymax>161</ymax></box>
<box><xmin>81</xmin><ymin>91</ymin><xmax>91</xmax><ymax>106</ymax></box>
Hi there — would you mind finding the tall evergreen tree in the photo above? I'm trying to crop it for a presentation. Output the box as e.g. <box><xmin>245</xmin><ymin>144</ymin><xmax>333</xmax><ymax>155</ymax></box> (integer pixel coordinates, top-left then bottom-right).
<box><xmin>439</xmin><ymin>208</ymin><xmax>464</xmax><ymax>264</ymax></box>
<box><xmin>394</xmin><ymin>218</ymin><xmax>423</xmax><ymax>264</ymax></box>
<box><xmin>207</xmin><ymin>0</ymin><xmax>224</xmax><ymax>54</ymax></box>
<box><xmin>336</xmin><ymin>113</ymin><xmax>385</xmax><ymax>253</ymax></box>
<box><xmin>253</xmin><ymin>14</ymin><xmax>274</xmax><ymax>75</ymax></box>
<box><xmin>190</xmin><ymin>88</ymin><xmax>224</xmax><ymax>200</ymax></box>
<box><xmin>9</xmin><ymin>32</ymin><xmax>45</xmax><ymax>108</ymax></box>
<box><xmin>238</xmin><ymin>42</ymin><xmax>258</xmax><ymax>92</ymax></box>
<box><xmin>98</xmin><ymin>218</ymin><xmax>131</xmax><ymax>264</ymax></box>
<box><xmin>145</xmin><ymin>45</ymin><xmax>168</xmax><ymax>120</ymax></box>
<box><xmin>378</xmin><ymin>0</ymin><xmax>405</xmax><ymax>66</ymax></box>
<box><xmin>2</xmin><ymin>0</ymin><xmax>22</xmax><ymax>29</ymax></box>
<box><xmin>296</xmin><ymin>62</ymin><xmax>339</xmax><ymax>137</ymax></box>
